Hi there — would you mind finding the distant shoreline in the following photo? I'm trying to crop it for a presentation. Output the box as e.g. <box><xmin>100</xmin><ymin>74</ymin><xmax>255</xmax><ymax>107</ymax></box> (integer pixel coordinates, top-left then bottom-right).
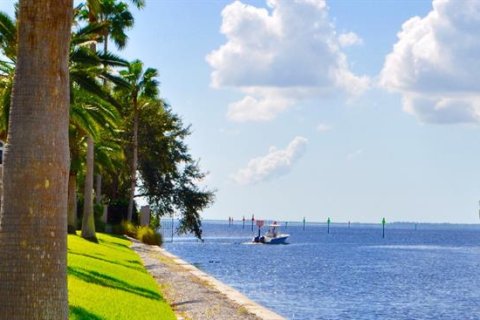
<box><xmin>197</xmin><ymin>219</ymin><xmax>480</xmax><ymax>227</ymax></box>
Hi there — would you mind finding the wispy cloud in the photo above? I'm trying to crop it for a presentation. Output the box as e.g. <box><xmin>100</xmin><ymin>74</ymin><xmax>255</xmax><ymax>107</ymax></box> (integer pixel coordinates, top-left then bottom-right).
<box><xmin>338</xmin><ymin>32</ymin><xmax>363</xmax><ymax>47</ymax></box>
<box><xmin>347</xmin><ymin>149</ymin><xmax>363</xmax><ymax>160</ymax></box>
<box><xmin>316</xmin><ymin>123</ymin><xmax>333</xmax><ymax>132</ymax></box>
<box><xmin>233</xmin><ymin>136</ymin><xmax>308</xmax><ymax>185</ymax></box>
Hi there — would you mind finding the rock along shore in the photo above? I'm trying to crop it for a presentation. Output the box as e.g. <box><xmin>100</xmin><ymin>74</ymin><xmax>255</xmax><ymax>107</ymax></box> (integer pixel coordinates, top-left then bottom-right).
<box><xmin>129</xmin><ymin>239</ymin><xmax>285</xmax><ymax>320</ymax></box>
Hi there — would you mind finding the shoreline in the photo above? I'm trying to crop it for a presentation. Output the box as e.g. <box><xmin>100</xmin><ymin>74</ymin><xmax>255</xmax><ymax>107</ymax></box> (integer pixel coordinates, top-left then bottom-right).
<box><xmin>130</xmin><ymin>238</ymin><xmax>285</xmax><ymax>320</ymax></box>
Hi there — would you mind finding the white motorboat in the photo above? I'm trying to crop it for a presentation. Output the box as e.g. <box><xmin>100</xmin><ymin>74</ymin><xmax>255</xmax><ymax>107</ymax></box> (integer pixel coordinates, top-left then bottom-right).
<box><xmin>253</xmin><ymin>222</ymin><xmax>289</xmax><ymax>244</ymax></box>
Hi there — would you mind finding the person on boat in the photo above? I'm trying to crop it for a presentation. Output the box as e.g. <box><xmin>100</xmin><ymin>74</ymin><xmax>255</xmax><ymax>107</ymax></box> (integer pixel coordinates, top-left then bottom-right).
<box><xmin>272</xmin><ymin>222</ymin><xmax>278</xmax><ymax>237</ymax></box>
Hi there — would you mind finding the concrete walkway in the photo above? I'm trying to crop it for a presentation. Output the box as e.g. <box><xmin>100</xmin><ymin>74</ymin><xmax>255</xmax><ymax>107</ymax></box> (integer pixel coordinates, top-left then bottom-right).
<box><xmin>130</xmin><ymin>239</ymin><xmax>285</xmax><ymax>320</ymax></box>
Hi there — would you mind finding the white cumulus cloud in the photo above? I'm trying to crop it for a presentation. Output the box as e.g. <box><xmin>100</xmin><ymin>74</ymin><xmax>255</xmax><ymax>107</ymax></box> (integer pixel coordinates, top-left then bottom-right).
<box><xmin>207</xmin><ymin>0</ymin><xmax>368</xmax><ymax>122</ymax></box>
<box><xmin>233</xmin><ymin>136</ymin><xmax>308</xmax><ymax>185</ymax></box>
<box><xmin>226</xmin><ymin>88</ymin><xmax>295</xmax><ymax>122</ymax></box>
<box><xmin>338</xmin><ymin>32</ymin><xmax>363</xmax><ymax>47</ymax></box>
<box><xmin>380</xmin><ymin>0</ymin><xmax>480</xmax><ymax>124</ymax></box>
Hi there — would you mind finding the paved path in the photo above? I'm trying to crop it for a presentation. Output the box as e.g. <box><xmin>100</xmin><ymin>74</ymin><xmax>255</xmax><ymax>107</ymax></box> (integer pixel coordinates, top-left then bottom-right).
<box><xmin>130</xmin><ymin>240</ymin><xmax>285</xmax><ymax>320</ymax></box>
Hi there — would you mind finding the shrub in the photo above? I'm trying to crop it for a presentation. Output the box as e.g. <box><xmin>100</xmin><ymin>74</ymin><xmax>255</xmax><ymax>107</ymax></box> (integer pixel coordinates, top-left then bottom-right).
<box><xmin>137</xmin><ymin>226</ymin><xmax>163</xmax><ymax>246</ymax></box>
<box><xmin>93</xmin><ymin>203</ymin><xmax>104</xmax><ymax>220</ymax></box>
<box><xmin>122</xmin><ymin>220</ymin><xmax>138</xmax><ymax>238</ymax></box>
<box><xmin>110</xmin><ymin>224</ymin><xmax>124</xmax><ymax>235</ymax></box>
<box><xmin>95</xmin><ymin>219</ymin><xmax>106</xmax><ymax>233</ymax></box>
<box><xmin>149</xmin><ymin>213</ymin><xmax>160</xmax><ymax>229</ymax></box>
<box><xmin>93</xmin><ymin>204</ymin><xmax>106</xmax><ymax>232</ymax></box>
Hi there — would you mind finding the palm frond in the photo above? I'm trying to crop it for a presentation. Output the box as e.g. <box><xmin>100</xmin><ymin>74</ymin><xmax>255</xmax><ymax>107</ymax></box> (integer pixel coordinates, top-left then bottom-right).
<box><xmin>71</xmin><ymin>21</ymin><xmax>107</xmax><ymax>47</ymax></box>
<box><xmin>70</xmin><ymin>103</ymin><xmax>101</xmax><ymax>139</ymax></box>
<box><xmin>86</xmin><ymin>0</ymin><xmax>101</xmax><ymax>18</ymax></box>
<box><xmin>0</xmin><ymin>11</ymin><xmax>16</xmax><ymax>60</ymax></box>
<box><xmin>97</xmin><ymin>51</ymin><xmax>129</xmax><ymax>67</ymax></box>
<box><xmin>100</xmin><ymin>72</ymin><xmax>130</xmax><ymax>90</ymax></box>
<box><xmin>70</xmin><ymin>47</ymin><xmax>101</xmax><ymax>67</ymax></box>
<box><xmin>71</xmin><ymin>71</ymin><xmax>121</xmax><ymax>108</ymax></box>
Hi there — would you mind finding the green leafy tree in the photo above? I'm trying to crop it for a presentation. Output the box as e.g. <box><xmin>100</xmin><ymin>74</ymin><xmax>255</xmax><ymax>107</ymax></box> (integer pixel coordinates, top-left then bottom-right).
<box><xmin>137</xmin><ymin>102</ymin><xmax>215</xmax><ymax>239</ymax></box>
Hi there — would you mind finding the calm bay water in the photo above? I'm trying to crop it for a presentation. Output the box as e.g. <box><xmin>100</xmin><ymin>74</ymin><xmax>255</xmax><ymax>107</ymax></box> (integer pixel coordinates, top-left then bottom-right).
<box><xmin>163</xmin><ymin>221</ymin><xmax>480</xmax><ymax>319</ymax></box>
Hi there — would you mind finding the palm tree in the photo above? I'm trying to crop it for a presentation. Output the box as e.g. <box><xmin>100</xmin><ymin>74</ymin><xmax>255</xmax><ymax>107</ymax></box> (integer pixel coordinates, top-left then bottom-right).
<box><xmin>96</xmin><ymin>0</ymin><xmax>132</xmax><ymax>209</ymax></box>
<box><xmin>0</xmin><ymin>11</ymin><xmax>128</xmax><ymax>136</ymax></box>
<box><xmin>0</xmin><ymin>10</ymin><xmax>128</xmax><ymax>236</ymax></box>
<box><xmin>98</xmin><ymin>0</ymin><xmax>144</xmax><ymax>53</ymax></box>
<box><xmin>0</xmin><ymin>1</ymin><xmax>72</xmax><ymax>318</ymax></box>
<box><xmin>71</xmin><ymin>12</ymin><xmax>128</xmax><ymax>238</ymax></box>
<box><xmin>0</xmin><ymin>59</ymin><xmax>13</xmax><ymax>141</ymax></box>
<box><xmin>118</xmin><ymin>60</ymin><xmax>158</xmax><ymax>221</ymax></box>
<box><xmin>79</xmin><ymin>0</ymin><xmax>143</xmax><ymax>234</ymax></box>
<box><xmin>93</xmin><ymin>128</ymin><xmax>126</xmax><ymax>218</ymax></box>
<box><xmin>0</xmin><ymin>11</ymin><xmax>16</xmax><ymax>141</ymax></box>
<box><xmin>70</xmin><ymin>88</ymin><xmax>122</xmax><ymax>236</ymax></box>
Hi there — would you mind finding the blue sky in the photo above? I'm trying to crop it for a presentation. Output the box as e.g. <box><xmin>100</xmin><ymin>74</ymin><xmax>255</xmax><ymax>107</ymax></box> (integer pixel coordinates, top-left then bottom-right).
<box><xmin>3</xmin><ymin>0</ymin><xmax>480</xmax><ymax>223</ymax></box>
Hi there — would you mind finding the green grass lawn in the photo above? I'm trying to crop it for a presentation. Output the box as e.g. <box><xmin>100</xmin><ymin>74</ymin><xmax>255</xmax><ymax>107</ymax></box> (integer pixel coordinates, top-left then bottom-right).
<box><xmin>68</xmin><ymin>233</ymin><xmax>176</xmax><ymax>320</ymax></box>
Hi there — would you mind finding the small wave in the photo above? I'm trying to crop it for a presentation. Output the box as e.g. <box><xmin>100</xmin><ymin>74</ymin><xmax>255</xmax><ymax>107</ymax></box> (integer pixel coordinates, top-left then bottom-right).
<box><xmin>364</xmin><ymin>245</ymin><xmax>476</xmax><ymax>252</ymax></box>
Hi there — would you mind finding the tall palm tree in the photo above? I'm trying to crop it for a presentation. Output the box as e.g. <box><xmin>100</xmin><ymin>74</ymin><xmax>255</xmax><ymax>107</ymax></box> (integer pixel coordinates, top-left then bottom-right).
<box><xmin>0</xmin><ymin>9</ymin><xmax>127</xmax><ymax>240</ymax></box>
<box><xmin>72</xmin><ymin>10</ymin><xmax>128</xmax><ymax>238</ymax></box>
<box><xmin>118</xmin><ymin>60</ymin><xmax>158</xmax><ymax>221</ymax></box>
<box><xmin>69</xmin><ymin>87</ymin><xmax>122</xmax><ymax>235</ymax></box>
<box><xmin>96</xmin><ymin>0</ymin><xmax>145</xmax><ymax>208</ymax></box>
<box><xmin>96</xmin><ymin>0</ymin><xmax>133</xmax><ymax>209</ymax></box>
<box><xmin>0</xmin><ymin>0</ymin><xmax>72</xmax><ymax>318</ymax></box>
<box><xmin>0</xmin><ymin>60</ymin><xmax>13</xmax><ymax>141</ymax></box>
<box><xmin>0</xmin><ymin>11</ymin><xmax>16</xmax><ymax>141</ymax></box>
<box><xmin>0</xmin><ymin>11</ymin><xmax>127</xmax><ymax>236</ymax></box>
<box><xmin>79</xmin><ymin>0</ymin><xmax>143</xmax><ymax>235</ymax></box>
<box><xmin>98</xmin><ymin>0</ymin><xmax>144</xmax><ymax>53</ymax></box>
<box><xmin>93</xmin><ymin>128</ymin><xmax>126</xmax><ymax>212</ymax></box>
<box><xmin>0</xmin><ymin>11</ymin><xmax>127</xmax><ymax>137</ymax></box>
<box><xmin>71</xmin><ymin>46</ymin><xmax>126</xmax><ymax>239</ymax></box>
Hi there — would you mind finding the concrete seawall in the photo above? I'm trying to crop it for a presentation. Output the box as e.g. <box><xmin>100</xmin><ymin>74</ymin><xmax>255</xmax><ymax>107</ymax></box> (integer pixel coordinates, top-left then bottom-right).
<box><xmin>130</xmin><ymin>238</ymin><xmax>285</xmax><ymax>320</ymax></box>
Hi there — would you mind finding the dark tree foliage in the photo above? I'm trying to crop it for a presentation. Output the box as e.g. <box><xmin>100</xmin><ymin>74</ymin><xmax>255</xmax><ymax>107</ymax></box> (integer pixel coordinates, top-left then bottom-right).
<box><xmin>135</xmin><ymin>100</ymin><xmax>214</xmax><ymax>239</ymax></box>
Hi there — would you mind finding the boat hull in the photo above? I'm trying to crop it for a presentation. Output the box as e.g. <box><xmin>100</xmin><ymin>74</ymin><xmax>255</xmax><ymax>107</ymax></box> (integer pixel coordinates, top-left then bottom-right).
<box><xmin>263</xmin><ymin>235</ymin><xmax>288</xmax><ymax>244</ymax></box>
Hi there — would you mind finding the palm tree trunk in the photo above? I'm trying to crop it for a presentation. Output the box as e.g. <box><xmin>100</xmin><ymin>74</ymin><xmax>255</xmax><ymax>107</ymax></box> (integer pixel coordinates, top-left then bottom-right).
<box><xmin>0</xmin><ymin>1</ymin><xmax>72</xmax><ymax>318</ymax></box>
<box><xmin>67</xmin><ymin>171</ymin><xmax>78</xmax><ymax>234</ymax></box>
<box><xmin>96</xmin><ymin>32</ymin><xmax>108</xmax><ymax>207</ymax></box>
<box><xmin>127</xmin><ymin>107</ymin><xmax>138</xmax><ymax>221</ymax></box>
<box><xmin>95</xmin><ymin>173</ymin><xmax>102</xmax><ymax>205</ymax></box>
<box><xmin>81</xmin><ymin>11</ymin><xmax>98</xmax><ymax>239</ymax></box>
<box><xmin>81</xmin><ymin>135</ymin><xmax>96</xmax><ymax>240</ymax></box>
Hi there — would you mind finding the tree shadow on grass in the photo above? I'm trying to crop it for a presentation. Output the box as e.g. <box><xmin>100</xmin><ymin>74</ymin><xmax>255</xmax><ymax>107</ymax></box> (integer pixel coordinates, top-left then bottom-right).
<box><xmin>126</xmin><ymin>259</ymin><xmax>143</xmax><ymax>265</ymax></box>
<box><xmin>98</xmin><ymin>236</ymin><xmax>130</xmax><ymax>249</ymax></box>
<box><xmin>68</xmin><ymin>251</ymin><xmax>146</xmax><ymax>273</ymax></box>
<box><xmin>69</xmin><ymin>306</ymin><xmax>104</xmax><ymax>320</ymax></box>
<box><xmin>68</xmin><ymin>266</ymin><xmax>163</xmax><ymax>301</ymax></box>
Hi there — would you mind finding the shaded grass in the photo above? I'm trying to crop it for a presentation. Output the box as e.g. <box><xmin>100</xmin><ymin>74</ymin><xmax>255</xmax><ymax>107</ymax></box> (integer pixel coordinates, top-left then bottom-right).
<box><xmin>68</xmin><ymin>251</ymin><xmax>146</xmax><ymax>273</ymax></box>
<box><xmin>69</xmin><ymin>306</ymin><xmax>104</xmax><ymax>320</ymax></box>
<box><xmin>68</xmin><ymin>233</ymin><xmax>176</xmax><ymax>320</ymax></box>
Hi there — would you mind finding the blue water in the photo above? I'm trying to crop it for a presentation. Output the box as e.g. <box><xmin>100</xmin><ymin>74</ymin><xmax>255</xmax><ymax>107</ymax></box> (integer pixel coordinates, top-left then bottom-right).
<box><xmin>163</xmin><ymin>222</ymin><xmax>480</xmax><ymax>319</ymax></box>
